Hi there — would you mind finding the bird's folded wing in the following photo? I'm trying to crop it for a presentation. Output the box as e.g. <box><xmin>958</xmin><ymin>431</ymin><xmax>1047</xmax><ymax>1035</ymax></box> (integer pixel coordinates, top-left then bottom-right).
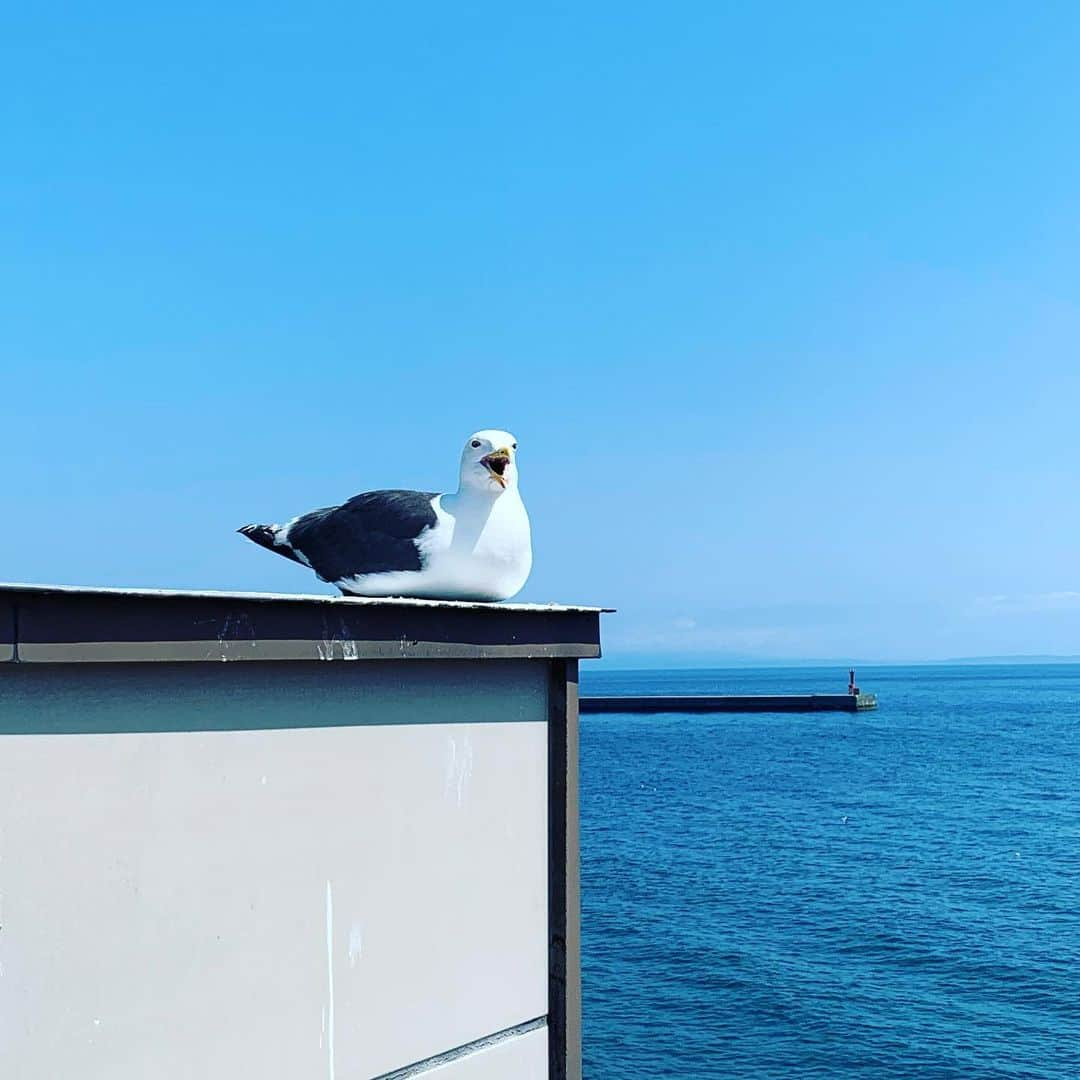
<box><xmin>286</xmin><ymin>490</ymin><xmax>439</xmax><ymax>582</ymax></box>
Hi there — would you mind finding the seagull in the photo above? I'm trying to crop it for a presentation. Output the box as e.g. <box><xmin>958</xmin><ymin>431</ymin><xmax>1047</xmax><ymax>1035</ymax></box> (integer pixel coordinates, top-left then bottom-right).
<box><xmin>239</xmin><ymin>430</ymin><xmax>532</xmax><ymax>602</ymax></box>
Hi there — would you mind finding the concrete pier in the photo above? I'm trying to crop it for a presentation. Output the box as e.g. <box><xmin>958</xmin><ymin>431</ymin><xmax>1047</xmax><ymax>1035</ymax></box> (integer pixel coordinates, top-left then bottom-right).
<box><xmin>581</xmin><ymin>693</ymin><xmax>878</xmax><ymax>714</ymax></box>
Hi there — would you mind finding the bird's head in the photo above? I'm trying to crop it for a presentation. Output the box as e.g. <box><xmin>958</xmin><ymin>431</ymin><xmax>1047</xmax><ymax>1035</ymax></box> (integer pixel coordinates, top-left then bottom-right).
<box><xmin>460</xmin><ymin>429</ymin><xmax>519</xmax><ymax>494</ymax></box>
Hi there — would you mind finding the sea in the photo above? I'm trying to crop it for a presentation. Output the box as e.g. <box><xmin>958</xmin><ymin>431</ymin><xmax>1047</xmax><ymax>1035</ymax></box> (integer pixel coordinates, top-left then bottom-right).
<box><xmin>578</xmin><ymin>665</ymin><xmax>1080</xmax><ymax>1079</ymax></box>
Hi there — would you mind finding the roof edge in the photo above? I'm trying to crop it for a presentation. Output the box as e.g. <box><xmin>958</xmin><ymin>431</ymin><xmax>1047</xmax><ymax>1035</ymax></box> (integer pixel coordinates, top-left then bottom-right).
<box><xmin>0</xmin><ymin>581</ymin><xmax>613</xmax><ymax>614</ymax></box>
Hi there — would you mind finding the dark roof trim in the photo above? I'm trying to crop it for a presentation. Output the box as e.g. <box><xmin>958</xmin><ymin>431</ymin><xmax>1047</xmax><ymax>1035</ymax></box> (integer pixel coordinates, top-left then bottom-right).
<box><xmin>0</xmin><ymin>598</ymin><xmax>12</xmax><ymax>662</ymax></box>
<box><xmin>0</xmin><ymin>586</ymin><xmax>603</xmax><ymax>664</ymax></box>
<box><xmin>0</xmin><ymin>581</ymin><xmax>609</xmax><ymax>614</ymax></box>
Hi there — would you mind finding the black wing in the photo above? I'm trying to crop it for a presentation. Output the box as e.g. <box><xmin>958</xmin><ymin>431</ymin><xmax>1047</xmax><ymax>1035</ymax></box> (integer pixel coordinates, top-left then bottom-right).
<box><xmin>286</xmin><ymin>489</ymin><xmax>439</xmax><ymax>583</ymax></box>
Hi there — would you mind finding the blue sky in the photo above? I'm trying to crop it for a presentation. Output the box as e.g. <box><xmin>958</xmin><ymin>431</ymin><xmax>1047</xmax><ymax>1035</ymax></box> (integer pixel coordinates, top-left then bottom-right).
<box><xmin>3</xmin><ymin>4</ymin><xmax>1079</xmax><ymax>663</ymax></box>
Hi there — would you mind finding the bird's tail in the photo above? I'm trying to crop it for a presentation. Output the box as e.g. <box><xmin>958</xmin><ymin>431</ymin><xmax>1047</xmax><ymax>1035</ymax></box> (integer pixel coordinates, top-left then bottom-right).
<box><xmin>237</xmin><ymin>523</ymin><xmax>303</xmax><ymax>564</ymax></box>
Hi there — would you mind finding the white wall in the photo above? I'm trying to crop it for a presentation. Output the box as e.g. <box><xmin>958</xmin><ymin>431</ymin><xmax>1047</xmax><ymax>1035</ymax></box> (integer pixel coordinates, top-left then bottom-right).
<box><xmin>0</xmin><ymin>662</ymin><xmax>550</xmax><ymax>1078</ymax></box>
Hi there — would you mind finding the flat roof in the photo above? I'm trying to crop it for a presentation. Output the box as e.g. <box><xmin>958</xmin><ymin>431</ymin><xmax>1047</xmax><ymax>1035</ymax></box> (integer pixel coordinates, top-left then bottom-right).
<box><xmin>0</xmin><ymin>581</ymin><xmax>607</xmax><ymax>664</ymax></box>
<box><xmin>0</xmin><ymin>581</ymin><xmax>609</xmax><ymax>614</ymax></box>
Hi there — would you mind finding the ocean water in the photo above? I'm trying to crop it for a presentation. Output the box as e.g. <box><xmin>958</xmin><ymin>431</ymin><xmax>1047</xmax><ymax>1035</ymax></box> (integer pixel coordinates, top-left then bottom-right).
<box><xmin>578</xmin><ymin>665</ymin><xmax>1080</xmax><ymax>1079</ymax></box>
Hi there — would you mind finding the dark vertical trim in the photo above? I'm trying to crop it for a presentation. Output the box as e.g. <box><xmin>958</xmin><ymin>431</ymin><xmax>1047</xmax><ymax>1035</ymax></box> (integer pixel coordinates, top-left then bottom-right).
<box><xmin>548</xmin><ymin>658</ymin><xmax>581</xmax><ymax>1080</ymax></box>
<box><xmin>565</xmin><ymin>660</ymin><xmax>581</xmax><ymax>1079</ymax></box>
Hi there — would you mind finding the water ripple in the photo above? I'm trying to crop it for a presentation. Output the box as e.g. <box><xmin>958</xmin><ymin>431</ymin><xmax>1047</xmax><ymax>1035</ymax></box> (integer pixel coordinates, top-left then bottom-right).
<box><xmin>581</xmin><ymin>664</ymin><xmax>1080</xmax><ymax>1079</ymax></box>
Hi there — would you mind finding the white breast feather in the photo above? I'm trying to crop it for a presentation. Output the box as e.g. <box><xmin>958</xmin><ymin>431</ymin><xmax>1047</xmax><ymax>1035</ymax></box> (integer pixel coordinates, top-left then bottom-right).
<box><xmin>334</xmin><ymin>492</ymin><xmax>531</xmax><ymax>601</ymax></box>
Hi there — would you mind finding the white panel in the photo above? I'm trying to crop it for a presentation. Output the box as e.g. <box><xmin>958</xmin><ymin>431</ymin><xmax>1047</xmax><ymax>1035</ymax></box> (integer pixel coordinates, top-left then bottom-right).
<box><xmin>0</xmin><ymin>720</ymin><xmax>548</xmax><ymax>1078</ymax></box>
<box><xmin>419</xmin><ymin>1026</ymin><xmax>548</xmax><ymax>1079</ymax></box>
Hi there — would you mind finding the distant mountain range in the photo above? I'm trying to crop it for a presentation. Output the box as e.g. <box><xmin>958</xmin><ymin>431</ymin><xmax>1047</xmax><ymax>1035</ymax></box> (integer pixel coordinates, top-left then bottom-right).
<box><xmin>599</xmin><ymin>652</ymin><xmax>1080</xmax><ymax>670</ymax></box>
<box><xmin>938</xmin><ymin>655</ymin><xmax>1080</xmax><ymax>666</ymax></box>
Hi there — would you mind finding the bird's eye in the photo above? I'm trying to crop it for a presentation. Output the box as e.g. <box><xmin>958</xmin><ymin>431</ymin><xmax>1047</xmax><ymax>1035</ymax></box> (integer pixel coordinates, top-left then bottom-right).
<box><xmin>470</xmin><ymin>439</ymin><xmax>482</xmax><ymax>449</ymax></box>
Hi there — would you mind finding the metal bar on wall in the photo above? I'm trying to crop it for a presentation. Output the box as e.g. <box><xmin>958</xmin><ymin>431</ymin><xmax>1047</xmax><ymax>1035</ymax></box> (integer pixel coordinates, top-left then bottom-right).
<box><xmin>548</xmin><ymin>658</ymin><xmax>582</xmax><ymax>1080</ymax></box>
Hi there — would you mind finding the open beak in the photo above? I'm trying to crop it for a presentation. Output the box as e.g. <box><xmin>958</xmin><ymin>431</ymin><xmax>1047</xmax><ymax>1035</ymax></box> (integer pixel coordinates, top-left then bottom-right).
<box><xmin>481</xmin><ymin>448</ymin><xmax>512</xmax><ymax>488</ymax></box>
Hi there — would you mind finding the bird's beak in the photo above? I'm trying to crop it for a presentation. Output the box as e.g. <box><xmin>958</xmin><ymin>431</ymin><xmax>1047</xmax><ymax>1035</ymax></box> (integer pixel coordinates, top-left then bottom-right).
<box><xmin>481</xmin><ymin>448</ymin><xmax>512</xmax><ymax>488</ymax></box>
